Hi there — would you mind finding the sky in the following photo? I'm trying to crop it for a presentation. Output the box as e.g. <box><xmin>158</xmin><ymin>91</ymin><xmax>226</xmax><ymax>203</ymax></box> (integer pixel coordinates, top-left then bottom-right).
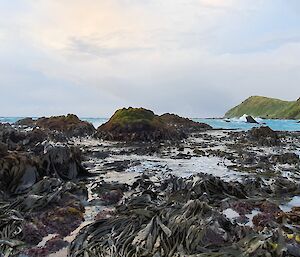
<box><xmin>1</xmin><ymin>0</ymin><xmax>300</xmax><ymax>118</ymax></box>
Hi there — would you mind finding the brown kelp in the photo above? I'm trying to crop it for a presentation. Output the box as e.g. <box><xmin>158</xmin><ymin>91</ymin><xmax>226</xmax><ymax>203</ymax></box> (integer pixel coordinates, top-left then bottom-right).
<box><xmin>69</xmin><ymin>174</ymin><xmax>300</xmax><ymax>257</ymax></box>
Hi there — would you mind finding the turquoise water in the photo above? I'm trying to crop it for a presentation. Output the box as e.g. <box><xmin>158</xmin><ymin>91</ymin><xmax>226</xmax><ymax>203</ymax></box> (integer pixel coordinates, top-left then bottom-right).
<box><xmin>193</xmin><ymin>118</ymin><xmax>300</xmax><ymax>131</ymax></box>
<box><xmin>1</xmin><ymin>116</ymin><xmax>300</xmax><ymax>131</ymax></box>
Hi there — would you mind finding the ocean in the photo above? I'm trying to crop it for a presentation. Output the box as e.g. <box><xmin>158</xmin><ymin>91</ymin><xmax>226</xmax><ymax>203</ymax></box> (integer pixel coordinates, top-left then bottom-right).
<box><xmin>0</xmin><ymin>116</ymin><xmax>299</xmax><ymax>131</ymax></box>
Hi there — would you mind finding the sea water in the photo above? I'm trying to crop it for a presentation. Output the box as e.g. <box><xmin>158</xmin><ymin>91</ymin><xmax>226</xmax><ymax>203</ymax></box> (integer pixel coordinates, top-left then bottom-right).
<box><xmin>1</xmin><ymin>116</ymin><xmax>299</xmax><ymax>131</ymax></box>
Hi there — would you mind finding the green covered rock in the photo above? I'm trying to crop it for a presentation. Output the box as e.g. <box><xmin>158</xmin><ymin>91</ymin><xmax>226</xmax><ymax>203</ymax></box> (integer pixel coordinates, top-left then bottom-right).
<box><xmin>96</xmin><ymin>107</ymin><xmax>211</xmax><ymax>142</ymax></box>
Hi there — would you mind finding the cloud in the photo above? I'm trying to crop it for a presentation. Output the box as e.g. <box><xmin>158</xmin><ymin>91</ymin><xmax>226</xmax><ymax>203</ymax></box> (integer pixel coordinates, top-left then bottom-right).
<box><xmin>0</xmin><ymin>0</ymin><xmax>300</xmax><ymax>117</ymax></box>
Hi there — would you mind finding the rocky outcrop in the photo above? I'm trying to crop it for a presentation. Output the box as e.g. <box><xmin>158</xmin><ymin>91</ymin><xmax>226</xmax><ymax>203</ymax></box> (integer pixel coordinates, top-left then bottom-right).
<box><xmin>248</xmin><ymin>126</ymin><xmax>281</xmax><ymax>146</ymax></box>
<box><xmin>160</xmin><ymin>113</ymin><xmax>212</xmax><ymax>133</ymax></box>
<box><xmin>41</xmin><ymin>144</ymin><xmax>89</xmax><ymax>180</ymax></box>
<box><xmin>96</xmin><ymin>108</ymin><xmax>182</xmax><ymax>141</ymax></box>
<box><xmin>0</xmin><ymin>143</ymin><xmax>89</xmax><ymax>195</ymax></box>
<box><xmin>96</xmin><ymin>107</ymin><xmax>211</xmax><ymax>142</ymax></box>
<box><xmin>15</xmin><ymin>114</ymin><xmax>95</xmax><ymax>137</ymax></box>
<box><xmin>15</xmin><ymin>117</ymin><xmax>36</xmax><ymax>127</ymax></box>
<box><xmin>245</xmin><ymin>115</ymin><xmax>258</xmax><ymax>124</ymax></box>
<box><xmin>0</xmin><ymin>124</ymin><xmax>65</xmax><ymax>152</ymax></box>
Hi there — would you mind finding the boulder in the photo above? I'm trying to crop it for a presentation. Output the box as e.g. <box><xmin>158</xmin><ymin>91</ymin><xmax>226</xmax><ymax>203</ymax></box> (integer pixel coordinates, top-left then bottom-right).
<box><xmin>96</xmin><ymin>107</ymin><xmax>211</xmax><ymax>142</ymax></box>
<box><xmin>41</xmin><ymin>144</ymin><xmax>90</xmax><ymax>180</ymax></box>
<box><xmin>245</xmin><ymin>115</ymin><xmax>258</xmax><ymax>124</ymax></box>
<box><xmin>248</xmin><ymin>126</ymin><xmax>280</xmax><ymax>146</ymax></box>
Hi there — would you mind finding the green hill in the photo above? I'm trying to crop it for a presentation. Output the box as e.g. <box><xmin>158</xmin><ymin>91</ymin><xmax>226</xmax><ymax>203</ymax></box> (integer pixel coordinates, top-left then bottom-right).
<box><xmin>224</xmin><ymin>96</ymin><xmax>300</xmax><ymax>119</ymax></box>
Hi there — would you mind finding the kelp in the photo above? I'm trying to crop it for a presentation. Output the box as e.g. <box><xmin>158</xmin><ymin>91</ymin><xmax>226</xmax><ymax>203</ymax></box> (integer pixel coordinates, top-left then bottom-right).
<box><xmin>69</xmin><ymin>199</ymin><xmax>243</xmax><ymax>257</ymax></box>
<box><xmin>0</xmin><ymin>178</ymin><xmax>87</xmax><ymax>256</ymax></box>
<box><xmin>69</xmin><ymin>174</ymin><xmax>300</xmax><ymax>257</ymax></box>
<box><xmin>0</xmin><ymin>202</ymin><xmax>25</xmax><ymax>256</ymax></box>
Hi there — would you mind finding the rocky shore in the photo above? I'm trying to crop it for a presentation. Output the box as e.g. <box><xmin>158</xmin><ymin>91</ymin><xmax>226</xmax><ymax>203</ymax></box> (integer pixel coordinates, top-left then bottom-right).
<box><xmin>1</xmin><ymin>109</ymin><xmax>300</xmax><ymax>257</ymax></box>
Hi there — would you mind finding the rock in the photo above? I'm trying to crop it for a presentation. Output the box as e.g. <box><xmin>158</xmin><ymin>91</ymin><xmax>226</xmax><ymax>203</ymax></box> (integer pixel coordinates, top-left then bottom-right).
<box><xmin>248</xmin><ymin>126</ymin><xmax>281</xmax><ymax>146</ymax></box>
<box><xmin>96</xmin><ymin>107</ymin><xmax>211</xmax><ymax>142</ymax></box>
<box><xmin>270</xmin><ymin>152</ymin><xmax>299</xmax><ymax>165</ymax></box>
<box><xmin>0</xmin><ymin>142</ymin><xmax>8</xmax><ymax>157</ymax></box>
<box><xmin>0</xmin><ymin>123</ymin><xmax>26</xmax><ymax>149</ymax></box>
<box><xmin>0</xmin><ymin>152</ymin><xmax>39</xmax><ymax>194</ymax></box>
<box><xmin>245</xmin><ymin>115</ymin><xmax>258</xmax><ymax>124</ymax></box>
<box><xmin>41</xmin><ymin>144</ymin><xmax>90</xmax><ymax>180</ymax></box>
<box><xmin>96</xmin><ymin>107</ymin><xmax>182</xmax><ymax>141</ymax></box>
<box><xmin>35</xmin><ymin>114</ymin><xmax>95</xmax><ymax>137</ymax></box>
<box><xmin>0</xmin><ymin>124</ymin><xmax>52</xmax><ymax>151</ymax></box>
<box><xmin>159</xmin><ymin>113</ymin><xmax>212</xmax><ymax>133</ymax></box>
<box><xmin>15</xmin><ymin>117</ymin><xmax>36</xmax><ymax>127</ymax></box>
<box><xmin>0</xmin><ymin>142</ymin><xmax>89</xmax><ymax>195</ymax></box>
<box><xmin>270</xmin><ymin>178</ymin><xmax>299</xmax><ymax>194</ymax></box>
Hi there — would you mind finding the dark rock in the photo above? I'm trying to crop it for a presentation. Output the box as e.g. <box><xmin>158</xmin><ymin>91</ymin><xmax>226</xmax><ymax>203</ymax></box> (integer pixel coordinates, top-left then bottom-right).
<box><xmin>41</xmin><ymin>144</ymin><xmax>90</xmax><ymax>180</ymax></box>
<box><xmin>245</xmin><ymin>115</ymin><xmax>258</xmax><ymax>124</ymax></box>
<box><xmin>248</xmin><ymin>126</ymin><xmax>281</xmax><ymax>146</ymax></box>
<box><xmin>15</xmin><ymin>117</ymin><xmax>36</xmax><ymax>127</ymax></box>
<box><xmin>270</xmin><ymin>152</ymin><xmax>299</xmax><ymax>165</ymax></box>
<box><xmin>0</xmin><ymin>123</ymin><xmax>26</xmax><ymax>149</ymax></box>
<box><xmin>160</xmin><ymin>113</ymin><xmax>212</xmax><ymax>133</ymax></box>
<box><xmin>0</xmin><ymin>142</ymin><xmax>89</xmax><ymax>195</ymax></box>
<box><xmin>0</xmin><ymin>142</ymin><xmax>8</xmax><ymax>157</ymax></box>
<box><xmin>35</xmin><ymin>114</ymin><xmax>95</xmax><ymax>137</ymax></box>
<box><xmin>270</xmin><ymin>178</ymin><xmax>299</xmax><ymax>194</ymax></box>
<box><xmin>92</xmin><ymin>180</ymin><xmax>128</xmax><ymax>205</ymax></box>
<box><xmin>96</xmin><ymin>107</ymin><xmax>211</xmax><ymax>142</ymax></box>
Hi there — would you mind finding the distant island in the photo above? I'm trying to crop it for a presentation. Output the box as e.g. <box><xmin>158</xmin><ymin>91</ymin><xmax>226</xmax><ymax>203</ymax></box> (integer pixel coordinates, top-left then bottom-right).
<box><xmin>225</xmin><ymin>96</ymin><xmax>300</xmax><ymax>119</ymax></box>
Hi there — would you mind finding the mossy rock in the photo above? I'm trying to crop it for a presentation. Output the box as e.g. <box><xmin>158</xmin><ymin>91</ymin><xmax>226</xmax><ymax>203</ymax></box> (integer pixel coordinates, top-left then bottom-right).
<box><xmin>96</xmin><ymin>107</ymin><xmax>211</xmax><ymax>142</ymax></box>
<box><xmin>35</xmin><ymin>114</ymin><xmax>95</xmax><ymax>137</ymax></box>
